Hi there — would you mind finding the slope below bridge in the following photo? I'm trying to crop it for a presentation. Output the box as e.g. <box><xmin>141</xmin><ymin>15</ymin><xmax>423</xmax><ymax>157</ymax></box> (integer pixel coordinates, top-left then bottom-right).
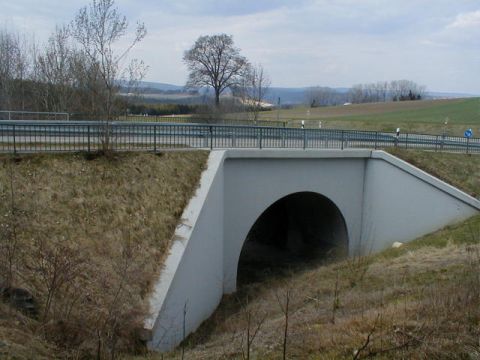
<box><xmin>145</xmin><ymin>149</ymin><xmax>480</xmax><ymax>351</ymax></box>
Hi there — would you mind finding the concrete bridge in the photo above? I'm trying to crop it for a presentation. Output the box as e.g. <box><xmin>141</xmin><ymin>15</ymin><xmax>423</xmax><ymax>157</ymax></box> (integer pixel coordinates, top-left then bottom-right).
<box><xmin>144</xmin><ymin>149</ymin><xmax>480</xmax><ymax>351</ymax></box>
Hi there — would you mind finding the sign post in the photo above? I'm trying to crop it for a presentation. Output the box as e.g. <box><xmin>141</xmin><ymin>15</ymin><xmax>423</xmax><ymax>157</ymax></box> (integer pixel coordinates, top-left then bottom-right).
<box><xmin>464</xmin><ymin>128</ymin><xmax>473</xmax><ymax>154</ymax></box>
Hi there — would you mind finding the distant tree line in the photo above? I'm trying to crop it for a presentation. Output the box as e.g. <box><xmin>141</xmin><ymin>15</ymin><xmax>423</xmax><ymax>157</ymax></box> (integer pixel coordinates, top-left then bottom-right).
<box><xmin>305</xmin><ymin>80</ymin><xmax>426</xmax><ymax>107</ymax></box>
<box><xmin>348</xmin><ymin>80</ymin><xmax>426</xmax><ymax>104</ymax></box>
<box><xmin>0</xmin><ymin>0</ymin><xmax>146</xmax><ymax>120</ymax></box>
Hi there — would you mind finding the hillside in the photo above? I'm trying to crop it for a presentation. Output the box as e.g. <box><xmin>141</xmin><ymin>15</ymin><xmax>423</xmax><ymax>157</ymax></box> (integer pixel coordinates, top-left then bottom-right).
<box><xmin>255</xmin><ymin>98</ymin><xmax>480</xmax><ymax>136</ymax></box>
<box><xmin>387</xmin><ymin>149</ymin><xmax>480</xmax><ymax>198</ymax></box>
<box><xmin>0</xmin><ymin>151</ymin><xmax>208</xmax><ymax>359</ymax></box>
<box><xmin>1</xmin><ymin>150</ymin><xmax>478</xmax><ymax>359</ymax></box>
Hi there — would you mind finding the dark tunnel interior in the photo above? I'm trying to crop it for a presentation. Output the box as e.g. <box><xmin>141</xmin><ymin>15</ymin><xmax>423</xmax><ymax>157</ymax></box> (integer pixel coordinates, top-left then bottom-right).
<box><xmin>237</xmin><ymin>192</ymin><xmax>349</xmax><ymax>286</ymax></box>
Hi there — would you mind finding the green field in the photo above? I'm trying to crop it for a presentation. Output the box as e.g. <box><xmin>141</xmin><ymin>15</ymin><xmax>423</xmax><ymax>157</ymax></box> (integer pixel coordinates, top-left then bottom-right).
<box><xmin>252</xmin><ymin>98</ymin><xmax>480</xmax><ymax>136</ymax></box>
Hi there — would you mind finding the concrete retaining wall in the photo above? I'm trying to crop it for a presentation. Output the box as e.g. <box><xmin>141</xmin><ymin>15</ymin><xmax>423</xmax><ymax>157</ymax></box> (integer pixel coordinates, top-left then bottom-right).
<box><xmin>146</xmin><ymin>149</ymin><xmax>480</xmax><ymax>351</ymax></box>
<box><xmin>146</xmin><ymin>151</ymin><xmax>225</xmax><ymax>349</ymax></box>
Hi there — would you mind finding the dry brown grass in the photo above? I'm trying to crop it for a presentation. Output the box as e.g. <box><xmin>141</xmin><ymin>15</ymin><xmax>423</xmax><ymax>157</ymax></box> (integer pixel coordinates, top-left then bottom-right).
<box><xmin>0</xmin><ymin>151</ymin><xmax>208</xmax><ymax>359</ymax></box>
<box><xmin>1</xmin><ymin>148</ymin><xmax>478</xmax><ymax>359</ymax></box>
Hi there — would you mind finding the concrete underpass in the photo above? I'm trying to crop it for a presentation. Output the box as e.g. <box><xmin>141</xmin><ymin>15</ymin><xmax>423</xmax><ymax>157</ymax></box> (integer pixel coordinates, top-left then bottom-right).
<box><xmin>145</xmin><ymin>149</ymin><xmax>480</xmax><ymax>351</ymax></box>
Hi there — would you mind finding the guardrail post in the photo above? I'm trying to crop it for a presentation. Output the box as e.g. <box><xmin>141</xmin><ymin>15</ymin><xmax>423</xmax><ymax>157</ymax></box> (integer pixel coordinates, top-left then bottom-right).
<box><xmin>87</xmin><ymin>125</ymin><xmax>91</xmax><ymax>152</ymax></box>
<box><xmin>153</xmin><ymin>125</ymin><xmax>157</xmax><ymax>152</ymax></box>
<box><xmin>467</xmin><ymin>137</ymin><xmax>470</xmax><ymax>154</ymax></box>
<box><xmin>12</xmin><ymin>124</ymin><xmax>16</xmax><ymax>154</ymax></box>
<box><xmin>259</xmin><ymin>128</ymin><xmax>263</xmax><ymax>149</ymax></box>
<box><xmin>435</xmin><ymin>135</ymin><xmax>438</xmax><ymax>152</ymax></box>
<box><xmin>405</xmin><ymin>133</ymin><xmax>408</xmax><ymax>149</ymax></box>
<box><xmin>374</xmin><ymin>131</ymin><xmax>378</xmax><ymax>149</ymax></box>
<box><xmin>303</xmin><ymin>128</ymin><xmax>306</xmax><ymax>150</ymax></box>
<box><xmin>209</xmin><ymin>126</ymin><xmax>213</xmax><ymax>150</ymax></box>
<box><xmin>341</xmin><ymin>130</ymin><xmax>344</xmax><ymax>150</ymax></box>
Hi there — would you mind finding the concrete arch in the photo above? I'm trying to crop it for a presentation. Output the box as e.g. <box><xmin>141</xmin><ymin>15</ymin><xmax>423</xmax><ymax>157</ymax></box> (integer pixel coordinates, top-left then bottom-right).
<box><xmin>222</xmin><ymin>155</ymin><xmax>365</xmax><ymax>293</ymax></box>
<box><xmin>235</xmin><ymin>191</ymin><xmax>349</xmax><ymax>286</ymax></box>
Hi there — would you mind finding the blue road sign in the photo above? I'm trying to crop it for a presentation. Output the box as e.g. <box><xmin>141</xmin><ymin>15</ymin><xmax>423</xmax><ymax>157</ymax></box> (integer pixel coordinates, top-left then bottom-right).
<box><xmin>464</xmin><ymin>129</ymin><xmax>473</xmax><ymax>138</ymax></box>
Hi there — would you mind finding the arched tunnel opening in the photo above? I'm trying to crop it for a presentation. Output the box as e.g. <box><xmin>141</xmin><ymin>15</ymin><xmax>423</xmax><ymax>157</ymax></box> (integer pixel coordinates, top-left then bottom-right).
<box><xmin>237</xmin><ymin>192</ymin><xmax>349</xmax><ymax>286</ymax></box>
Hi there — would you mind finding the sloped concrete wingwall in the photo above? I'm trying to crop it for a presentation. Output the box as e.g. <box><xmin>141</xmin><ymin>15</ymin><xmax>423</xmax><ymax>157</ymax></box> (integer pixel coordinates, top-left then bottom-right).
<box><xmin>146</xmin><ymin>149</ymin><xmax>480</xmax><ymax>352</ymax></box>
<box><xmin>360</xmin><ymin>151</ymin><xmax>479</xmax><ymax>253</ymax></box>
<box><xmin>146</xmin><ymin>151</ymin><xmax>226</xmax><ymax>350</ymax></box>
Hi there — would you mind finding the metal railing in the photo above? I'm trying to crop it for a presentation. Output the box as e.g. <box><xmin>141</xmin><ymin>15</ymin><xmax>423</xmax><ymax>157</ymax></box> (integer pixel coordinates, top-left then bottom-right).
<box><xmin>0</xmin><ymin>120</ymin><xmax>478</xmax><ymax>154</ymax></box>
<box><xmin>0</xmin><ymin>111</ymin><xmax>69</xmax><ymax>121</ymax></box>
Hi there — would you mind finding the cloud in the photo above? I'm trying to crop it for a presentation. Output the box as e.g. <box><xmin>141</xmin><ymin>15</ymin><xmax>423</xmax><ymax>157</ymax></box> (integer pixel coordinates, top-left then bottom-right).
<box><xmin>425</xmin><ymin>9</ymin><xmax>480</xmax><ymax>48</ymax></box>
<box><xmin>2</xmin><ymin>0</ymin><xmax>480</xmax><ymax>93</ymax></box>
<box><xmin>447</xmin><ymin>10</ymin><xmax>480</xmax><ymax>29</ymax></box>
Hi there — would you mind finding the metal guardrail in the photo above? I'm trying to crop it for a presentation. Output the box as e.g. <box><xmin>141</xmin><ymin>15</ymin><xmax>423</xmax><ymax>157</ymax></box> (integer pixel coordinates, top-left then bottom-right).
<box><xmin>0</xmin><ymin>120</ymin><xmax>478</xmax><ymax>154</ymax></box>
<box><xmin>0</xmin><ymin>111</ymin><xmax>69</xmax><ymax>121</ymax></box>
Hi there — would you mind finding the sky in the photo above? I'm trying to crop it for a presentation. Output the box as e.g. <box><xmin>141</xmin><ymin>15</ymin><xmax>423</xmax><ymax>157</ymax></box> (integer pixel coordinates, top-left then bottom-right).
<box><xmin>1</xmin><ymin>0</ymin><xmax>480</xmax><ymax>94</ymax></box>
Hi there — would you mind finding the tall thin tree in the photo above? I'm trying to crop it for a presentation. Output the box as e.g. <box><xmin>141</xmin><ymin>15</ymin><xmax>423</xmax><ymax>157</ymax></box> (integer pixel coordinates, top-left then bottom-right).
<box><xmin>70</xmin><ymin>0</ymin><xmax>147</xmax><ymax>120</ymax></box>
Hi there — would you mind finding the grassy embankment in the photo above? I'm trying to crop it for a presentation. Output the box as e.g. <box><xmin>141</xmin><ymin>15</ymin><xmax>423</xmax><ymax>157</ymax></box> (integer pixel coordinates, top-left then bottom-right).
<box><xmin>1</xmin><ymin>149</ymin><xmax>479</xmax><ymax>359</ymax></box>
<box><xmin>0</xmin><ymin>151</ymin><xmax>208</xmax><ymax>359</ymax></box>
<box><xmin>141</xmin><ymin>150</ymin><xmax>480</xmax><ymax>360</ymax></box>
<box><xmin>249</xmin><ymin>97</ymin><xmax>480</xmax><ymax>136</ymax></box>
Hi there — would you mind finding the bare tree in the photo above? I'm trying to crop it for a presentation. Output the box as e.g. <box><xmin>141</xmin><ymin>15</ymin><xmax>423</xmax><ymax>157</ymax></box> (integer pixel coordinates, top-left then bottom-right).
<box><xmin>237</xmin><ymin>296</ymin><xmax>267</xmax><ymax>360</ymax></box>
<box><xmin>305</xmin><ymin>86</ymin><xmax>347</xmax><ymax>107</ymax></box>
<box><xmin>28</xmin><ymin>236</ymin><xmax>87</xmax><ymax>323</ymax></box>
<box><xmin>348</xmin><ymin>84</ymin><xmax>365</xmax><ymax>104</ymax></box>
<box><xmin>236</xmin><ymin>63</ymin><xmax>271</xmax><ymax>122</ymax></box>
<box><xmin>70</xmin><ymin>0</ymin><xmax>147</xmax><ymax>120</ymax></box>
<box><xmin>276</xmin><ymin>289</ymin><xmax>291</xmax><ymax>360</ymax></box>
<box><xmin>183</xmin><ymin>34</ymin><xmax>249</xmax><ymax>107</ymax></box>
<box><xmin>35</xmin><ymin>26</ymin><xmax>76</xmax><ymax>113</ymax></box>
<box><xmin>0</xmin><ymin>30</ymin><xmax>32</xmax><ymax>111</ymax></box>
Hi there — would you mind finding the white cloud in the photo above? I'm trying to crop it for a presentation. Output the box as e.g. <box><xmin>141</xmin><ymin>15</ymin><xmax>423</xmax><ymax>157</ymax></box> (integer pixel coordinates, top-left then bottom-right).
<box><xmin>424</xmin><ymin>9</ymin><xmax>480</xmax><ymax>49</ymax></box>
<box><xmin>447</xmin><ymin>10</ymin><xmax>480</xmax><ymax>29</ymax></box>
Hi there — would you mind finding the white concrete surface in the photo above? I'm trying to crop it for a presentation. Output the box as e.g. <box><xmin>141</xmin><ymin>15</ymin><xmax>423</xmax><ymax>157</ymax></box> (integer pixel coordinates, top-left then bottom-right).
<box><xmin>146</xmin><ymin>149</ymin><xmax>480</xmax><ymax>351</ymax></box>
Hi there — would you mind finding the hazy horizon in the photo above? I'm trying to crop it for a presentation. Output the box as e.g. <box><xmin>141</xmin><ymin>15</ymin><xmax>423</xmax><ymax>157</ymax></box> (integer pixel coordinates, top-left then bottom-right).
<box><xmin>137</xmin><ymin>80</ymin><xmax>480</xmax><ymax>96</ymax></box>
